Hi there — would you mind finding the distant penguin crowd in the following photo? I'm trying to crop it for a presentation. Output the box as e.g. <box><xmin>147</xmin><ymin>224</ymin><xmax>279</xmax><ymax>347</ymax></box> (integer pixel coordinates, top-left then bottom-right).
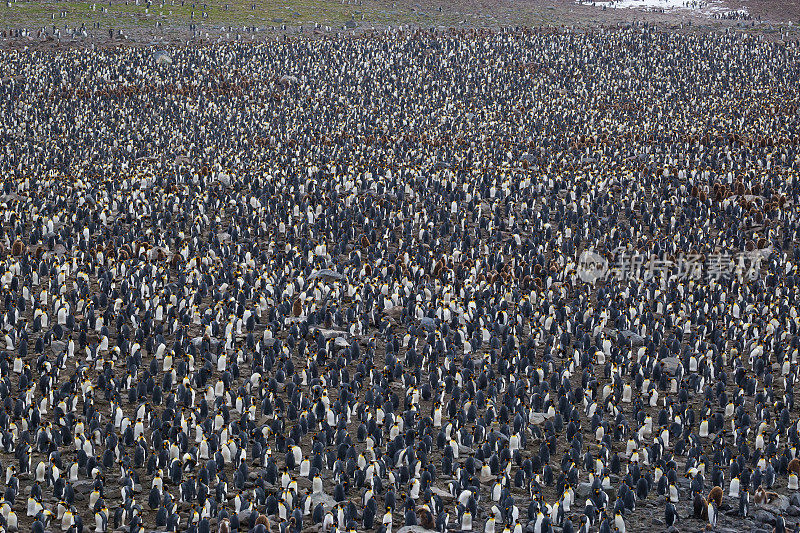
<box><xmin>0</xmin><ymin>24</ymin><xmax>798</xmax><ymax>533</ymax></box>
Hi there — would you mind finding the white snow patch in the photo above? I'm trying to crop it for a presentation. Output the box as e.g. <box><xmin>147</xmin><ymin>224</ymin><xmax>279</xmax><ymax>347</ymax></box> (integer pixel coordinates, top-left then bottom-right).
<box><xmin>576</xmin><ymin>0</ymin><xmax>748</xmax><ymax>16</ymax></box>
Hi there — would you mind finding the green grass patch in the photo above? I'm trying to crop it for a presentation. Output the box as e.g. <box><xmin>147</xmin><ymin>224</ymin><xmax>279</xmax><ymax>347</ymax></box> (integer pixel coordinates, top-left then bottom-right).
<box><xmin>1</xmin><ymin>0</ymin><xmax>422</xmax><ymax>28</ymax></box>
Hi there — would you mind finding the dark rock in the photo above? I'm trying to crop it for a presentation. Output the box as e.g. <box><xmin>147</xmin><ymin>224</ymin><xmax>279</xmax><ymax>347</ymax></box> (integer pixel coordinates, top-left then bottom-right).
<box><xmin>310</xmin><ymin>492</ymin><xmax>337</xmax><ymax>511</ymax></box>
<box><xmin>308</xmin><ymin>269</ymin><xmax>344</xmax><ymax>282</ymax></box>
<box><xmin>397</xmin><ymin>527</ymin><xmax>437</xmax><ymax>533</ymax></box>
<box><xmin>73</xmin><ymin>480</ymin><xmax>93</xmax><ymax>492</ymax></box>
<box><xmin>761</xmin><ymin>495</ymin><xmax>789</xmax><ymax>514</ymax></box>
<box><xmin>419</xmin><ymin>317</ymin><xmax>435</xmax><ymax>330</ymax></box>
<box><xmin>790</xmin><ymin>493</ymin><xmax>800</xmax><ymax>508</ymax></box>
<box><xmin>619</xmin><ymin>329</ymin><xmax>645</xmax><ymax>345</ymax></box>
<box><xmin>753</xmin><ymin>509</ymin><xmax>776</xmax><ymax>525</ymax></box>
<box><xmin>429</xmin><ymin>487</ymin><xmax>453</xmax><ymax>501</ymax></box>
<box><xmin>529</xmin><ymin>413</ymin><xmax>549</xmax><ymax>425</ymax></box>
<box><xmin>662</xmin><ymin>357</ymin><xmax>681</xmax><ymax>375</ymax></box>
<box><xmin>576</xmin><ymin>482</ymin><xmax>593</xmax><ymax>499</ymax></box>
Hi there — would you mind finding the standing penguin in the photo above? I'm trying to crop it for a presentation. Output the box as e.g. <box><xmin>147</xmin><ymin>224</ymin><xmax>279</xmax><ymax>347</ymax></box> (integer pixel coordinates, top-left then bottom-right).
<box><xmin>665</xmin><ymin>497</ymin><xmax>678</xmax><ymax>527</ymax></box>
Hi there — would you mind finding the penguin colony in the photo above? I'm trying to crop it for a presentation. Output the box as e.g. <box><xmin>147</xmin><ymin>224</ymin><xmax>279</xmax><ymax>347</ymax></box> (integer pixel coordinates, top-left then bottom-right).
<box><xmin>0</xmin><ymin>25</ymin><xmax>798</xmax><ymax>533</ymax></box>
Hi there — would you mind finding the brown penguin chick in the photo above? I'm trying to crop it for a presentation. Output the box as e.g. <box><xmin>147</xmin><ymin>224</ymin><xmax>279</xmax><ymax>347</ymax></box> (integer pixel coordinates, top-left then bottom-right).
<box><xmin>693</xmin><ymin>492</ymin><xmax>708</xmax><ymax>519</ymax></box>
<box><xmin>754</xmin><ymin>486</ymin><xmax>767</xmax><ymax>505</ymax></box>
<box><xmin>433</xmin><ymin>259</ymin><xmax>444</xmax><ymax>279</ymax></box>
<box><xmin>707</xmin><ymin>486</ymin><xmax>723</xmax><ymax>508</ymax></box>
<box><xmin>360</xmin><ymin>234</ymin><xmax>370</xmax><ymax>248</ymax></box>
<box><xmin>292</xmin><ymin>298</ymin><xmax>302</xmax><ymax>317</ymax></box>
<box><xmin>255</xmin><ymin>514</ymin><xmax>271</xmax><ymax>532</ymax></box>
<box><xmin>521</xmin><ymin>275</ymin><xmax>533</xmax><ymax>291</ymax></box>
<box><xmin>11</xmin><ymin>239</ymin><xmax>23</xmax><ymax>256</ymax></box>
<box><xmin>417</xmin><ymin>506</ymin><xmax>435</xmax><ymax>530</ymax></box>
<box><xmin>788</xmin><ymin>458</ymin><xmax>800</xmax><ymax>476</ymax></box>
<box><xmin>218</xmin><ymin>518</ymin><xmax>231</xmax><ymax>533</ymax></box>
